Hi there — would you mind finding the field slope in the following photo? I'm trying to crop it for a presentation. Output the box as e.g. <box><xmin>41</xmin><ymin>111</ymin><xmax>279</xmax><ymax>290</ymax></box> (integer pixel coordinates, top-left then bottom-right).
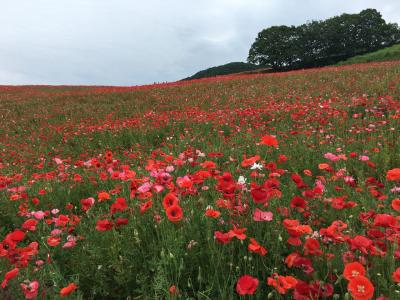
<box><xmin>0</xmin><ymin>61</ymin><xmax>400</xmax><ymax>299</ymax></box>
<box><xmin>337</xmin><ymin>43</ymin><xmax>400</xmax><ymax>65</ymax></box>
<box><xmin>186</xmin><ymin>44</ymin><xmax>400</xmax><ymax>80</ymax></box>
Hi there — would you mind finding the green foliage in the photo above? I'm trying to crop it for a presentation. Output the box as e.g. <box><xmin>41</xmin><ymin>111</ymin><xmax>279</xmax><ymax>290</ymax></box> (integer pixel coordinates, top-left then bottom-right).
<box><xmin>248</xmin><ymin>26</ymin><xmax>301</xmax><ymax>69</ymax></box>
<box><xmin>337</xmin><ymin>43</ymin><xmax>400</xmax><ymax>65</ymax></box>
<box><xmin>248</xmin><ymin>9</ymin><xmax>400</xmax><ymax>70</ymax></box>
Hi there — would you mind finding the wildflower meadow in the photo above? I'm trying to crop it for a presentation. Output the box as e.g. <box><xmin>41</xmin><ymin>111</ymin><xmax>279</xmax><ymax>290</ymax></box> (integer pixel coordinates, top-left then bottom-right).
<box><xmin>0</xmin><ymin>61</ymin><xmax>400</xmax><ymax>299</ymax></box>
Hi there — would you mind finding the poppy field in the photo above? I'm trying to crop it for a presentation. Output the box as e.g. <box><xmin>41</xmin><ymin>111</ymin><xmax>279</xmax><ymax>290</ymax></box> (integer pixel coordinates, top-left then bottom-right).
<box><xmin>1</xmin><ymin>61</ymin><xmax>400</xmax><ymax>299</ymax></box>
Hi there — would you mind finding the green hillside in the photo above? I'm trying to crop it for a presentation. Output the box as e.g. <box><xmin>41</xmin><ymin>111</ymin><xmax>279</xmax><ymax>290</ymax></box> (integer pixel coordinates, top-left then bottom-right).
<box><xmin>337</xmin><ymin>43</ymin><xmax>400</xmax><ymax>65</ymax></box>
<box><xmin>183</xmin><ymin>62</ymin><xmax>264</xmax><ymax>80</ymax></box>
<box><xmin>185</xmin><ymin>44</ymin><xmax>400</xmax><ymax>81</ymax></box>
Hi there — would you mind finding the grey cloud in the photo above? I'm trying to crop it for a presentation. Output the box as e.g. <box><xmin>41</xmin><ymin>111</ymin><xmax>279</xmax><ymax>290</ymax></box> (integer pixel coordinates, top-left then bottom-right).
<box><xmin>0</xmin><ymin>0</ymin><xmax>399</xmax><ymax>85</ymax></box>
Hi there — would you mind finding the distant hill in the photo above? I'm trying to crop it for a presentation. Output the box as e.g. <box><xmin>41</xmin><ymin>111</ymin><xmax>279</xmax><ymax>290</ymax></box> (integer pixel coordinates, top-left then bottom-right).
<box><xmin>336</xmin><ymin>43</ymin><xmax>400</xmax><ymax>65</ymax></box>
<box><xmin>183</xmin><ymin>62</ymin><xmax>267</xmax><ymax>80</ymax></box>
<box><xmin>184</xmin><ymin>44</ymin><xmax>400</xmax><ymax>81</ymax></box>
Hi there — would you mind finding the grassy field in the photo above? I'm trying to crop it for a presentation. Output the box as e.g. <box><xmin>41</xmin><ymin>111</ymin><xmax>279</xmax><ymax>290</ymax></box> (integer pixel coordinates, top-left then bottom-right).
<box><xmin>337</xmin><ymin>44</ymin><xmax>400</xmax><ymax>66</ymax></box>
<box><xmin>0</xmin><ymin>61</ymin><xmax>400</xmax><ymax>299</ymax></box>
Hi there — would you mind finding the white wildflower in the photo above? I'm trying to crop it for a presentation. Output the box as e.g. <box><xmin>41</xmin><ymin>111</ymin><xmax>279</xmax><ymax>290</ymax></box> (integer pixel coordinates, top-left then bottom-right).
<box><xmin>250</xmin><ymin>162</ymin><xmax>263</xmax><ymax>170</ymax></box>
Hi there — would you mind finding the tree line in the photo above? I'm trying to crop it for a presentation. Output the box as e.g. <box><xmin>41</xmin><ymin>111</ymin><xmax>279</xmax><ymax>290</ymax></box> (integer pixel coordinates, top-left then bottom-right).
<box><xmin>248</xmin><ymin>9</ymin><xmax>400</xmax><ymax>70</ymax></box>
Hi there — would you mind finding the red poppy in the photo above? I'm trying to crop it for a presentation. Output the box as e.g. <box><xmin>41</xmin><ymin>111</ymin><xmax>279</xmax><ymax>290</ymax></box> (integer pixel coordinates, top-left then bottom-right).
<box><xmin>248</xmin><ymin>238</ymin><xmax>267</xmax><ymax>256</ymax></box>
<box><xmin>318</xmin><ymin>163</ymin><xmax>330</xmax><ymax>170</ymax></box>
<box><xmin>250</xmin><ymin>183</ymin><xmax>269</xmax><ymax>204</ymax></box>
<box><xmin>228</xmin><ymin>226</ymin><xmax>247</xmax><ymax>240</ymax></box>
<box><xmin>1</xmin><ymin>268</ymin><xmax>19</xmax><ymax>289</ymax></box>
<box><xmin>392</xmin><ymin>199</ymin><xmax>400</xmax><ymax>211</ymax></box>
<box><xmin>214</xmin><ymin>231</ymin><xmax>233</xmax><ymax>244</ymax></box>
<box><xmin>73</xmin><ymin>174</ymin><xmax>82</xmax><ymax>182</ymax></box>
<box><xmin>278</xmin><ymin>154</ymin><xmax>287</xmax><ymax>163</ymax></box>
<box><xmin>205</xmin><ymin>208</ymin><xmax>221</xmax><ymax>218</ymax></box>
<box><xmin>95</xmin><ymin>219</ymin><xmax>114</xmax><ymax>231</ymax></box>
<box><xmin>81</xmin><ymin>197</ymin><xmax>95</xmax><ymax>211</ymax></box>
<box><xmin>347</xmin><ymin>276</ymin><xmax>374</xmax><ymax>300</ymax></box>
<box><xmin>392</xmin><ymin>267</ymin><xmax>400</xmax><ymax>283</ymax></box>
<box><xmin>98</xmin><ymin>191</ymin><xmax>110</xmax><ymax>202</ymax></box>
<box><xmin>386</xmin><ymin>168</ymin><xmax>400</xmax><ymax>181</ymax></box>
<box><xmin>139</xmin><ymin>200</ymin><xmax>153</xmax><ymax>214</ymax></box>
<box><xmin>47</xmin><ymin>236</ymin><xmax>61</xmax><ymax>247</ymax></box>
<box><xmin>7</xmin><ymin>229</ymin><xmax>26</xmax><ymax>244</ymax></box>
<box><xmin>373</xmin><ymin>214</ymin><xmax>396</xmax><ymax>228</ymax></box>
<box><xmin>285</xmin><ymin>252</ymin><xmax>301</xmax><ymax>268</ymax></box>
<box><xmin>31</xmin><ymin>197</ymin><xmax>40</xmax><ymax>205</ymax></box>
<box><xmin>21</xmin><ymin>219</ymin><xmax>38</xmax><ymax>231</ymax></box>
<box><xmin>283</xmin><ymin>219</ymin><xmax>312</xmax><ymax>246</ymax></box>
<box><xmin>304</xmin><ymin>238</ymin><xmax>322</xmax><ymax>255</ymax></box>
<box><xmin>343</xmin><ymin>262</ymin><xmax>366</xmax><ymax>280</ymax></box>
<box><xmin>241</xmin><ymin>155</ymin><xmax>260</xmax><ymax>167</ymax></box>
<box><xmin>105</xmin><ymin>150</ymin><xmax>113</xmax><ymax>160</ymax></box>
<box><xmin>60</xmin><ymin>283</ymin><xmax>77</xmax><ymax>297</ymax></box>
<box><xmin>166</xmin><ymin>205</ymin><xmax>183</xmax><ymax>222</ymax></box>
<box><xmin>259</xmin><ymin>135</ymin><xmax>278</xmax><ymax>147</ymax></box>
<box><xmin>201</xmin><ymin>161</ymin><xmax>216</xmax><ymax>169</ymax></box>
<box><xmin>236</xmin><ymin>275</ymin><xmax>259</xmax><ymax>295</ymax></box>
<box><xmin>176</xmin><ymin>176</ymin><xmax>193</xmax><ymax>189</ymax></box>
<box><xmin>303</xmin><ymin>169</ymin><xmax>312</xmax><ymax>176</ymax></box>
<box><xmin>267</xmin><ymin>274</ymin><xmax>297</xmax><ymax>294</ymax></box>
<box><xmin>110</xmin><ymin>197</ymin><xmax>127</xmax><ymax>214</ymax></box>
<box><xmin>291</xmin><ymin>173</ymin><xmax>308</xmax><ymax>189</ymax></box>
<box><xmin>169</xmin><ymin>285</ymin><xmax>177</xmax><ymax>296</ymax></box>
<box><xmin>252</xmin><ymin>208</ymin><xmax>273</xmax><ymax>222</ymax></box>
<box><xmin>309</xmin><ymin>280</ymin><xmax>334</xmax><ymax>298</ymax></box>
<box><xmin>54</xmin><ymin>214</ymin><xmax>70</xmax><ymax>227</ymax></box>
<box><xmin>348</xmin><ymin>235</ymin><xmax>373</xmax><ymax>255</ymax></box>
<box><xmin>290</xmin><ymin>196</ymin><xmax>307</xmax><ymax>211</ymax></box>
<box><xmin>163</xmin><ymin>193</ymin><xmax>179</xmax><ymax>210</ymax></box>
<box><xmin>115</xmin><ymin>217</ymin><xmax>129</xmax><ymax>227</ymax></box>
<box><xmin>192</xmin><ymin>170</ymin><xmax>211</xmax><ymax>184</ymax></box>
<box><xmin>20</xmin><ymin>281</ymin><xmax>39</xmax><ymax>299</ymax></box>
<box><xmin>208</xmin><ymin>152</ymin><xmax>223</xmax><ymax>157</ymax></box>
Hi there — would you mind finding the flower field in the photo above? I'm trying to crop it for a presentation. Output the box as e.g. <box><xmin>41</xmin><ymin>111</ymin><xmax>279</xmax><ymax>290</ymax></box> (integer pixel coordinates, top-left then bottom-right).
<box><xmin>1</xmin><ymin>61</ymin><xmax>400</xmax><ymax>299</ymax></box>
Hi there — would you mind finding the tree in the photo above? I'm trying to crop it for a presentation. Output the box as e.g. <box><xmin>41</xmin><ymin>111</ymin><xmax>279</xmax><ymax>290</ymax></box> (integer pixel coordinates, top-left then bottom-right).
<box><xmin>248</xmin><ymin>26</ymin><xmax>300</xmax><ymax>69</ymax></box>
<box><xmin>248</xmin><ymin>9</ymin><xmax>400</xmax><ymax>70</ymax></box>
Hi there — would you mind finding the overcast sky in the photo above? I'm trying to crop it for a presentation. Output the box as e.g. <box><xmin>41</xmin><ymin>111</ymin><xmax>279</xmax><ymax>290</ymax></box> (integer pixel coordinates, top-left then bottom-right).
<box><xmin>0</xmin><ymin>0</ymin><xmax>399</xmax><ymax>86</ymax></box>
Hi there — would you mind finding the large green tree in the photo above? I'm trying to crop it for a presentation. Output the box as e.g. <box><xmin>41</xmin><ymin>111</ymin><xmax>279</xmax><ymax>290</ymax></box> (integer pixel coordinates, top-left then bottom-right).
<box><xmin>248</xmin><ymin>25</ymin><xmax>300</xmax><ymax>68</ymax></box>
<box><xmin>248</xmin><ymin>9</ymin><xmax>400</xmax><ymax>70</ymax></box>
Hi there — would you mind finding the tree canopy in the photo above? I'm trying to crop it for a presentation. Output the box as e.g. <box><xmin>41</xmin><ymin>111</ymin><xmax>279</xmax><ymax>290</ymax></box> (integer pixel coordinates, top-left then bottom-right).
<box><xmin>248</xmin><ymin>9</ymin><xmax>400</xmax><ymax>70</ymax></box>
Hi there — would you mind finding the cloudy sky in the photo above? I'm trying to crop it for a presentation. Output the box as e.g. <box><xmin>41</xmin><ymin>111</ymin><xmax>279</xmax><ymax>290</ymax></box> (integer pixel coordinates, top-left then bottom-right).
<box><xmin>0</xmin><ymin>0</ymin><xmax>399</xmax><ymax>85</ymax></box>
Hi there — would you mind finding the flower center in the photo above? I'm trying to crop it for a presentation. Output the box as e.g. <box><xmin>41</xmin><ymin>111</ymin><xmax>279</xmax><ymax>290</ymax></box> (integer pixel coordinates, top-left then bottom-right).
<box><xmin>357</xmin><ymin>285</ymin><xmax>365</xmax><ymax>293</ymax></box>
<box><xmin>352</xmin><ymin>270</ymin><xmax>360</xmax><ymax>277</ymax></box>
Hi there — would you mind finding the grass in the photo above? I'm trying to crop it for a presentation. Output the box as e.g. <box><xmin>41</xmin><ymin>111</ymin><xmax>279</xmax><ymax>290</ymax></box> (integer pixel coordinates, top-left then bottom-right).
<box><xmin>337</xmin><ymin>44</ymin><xmax>400</xmax><ymax>65</ymax></box>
